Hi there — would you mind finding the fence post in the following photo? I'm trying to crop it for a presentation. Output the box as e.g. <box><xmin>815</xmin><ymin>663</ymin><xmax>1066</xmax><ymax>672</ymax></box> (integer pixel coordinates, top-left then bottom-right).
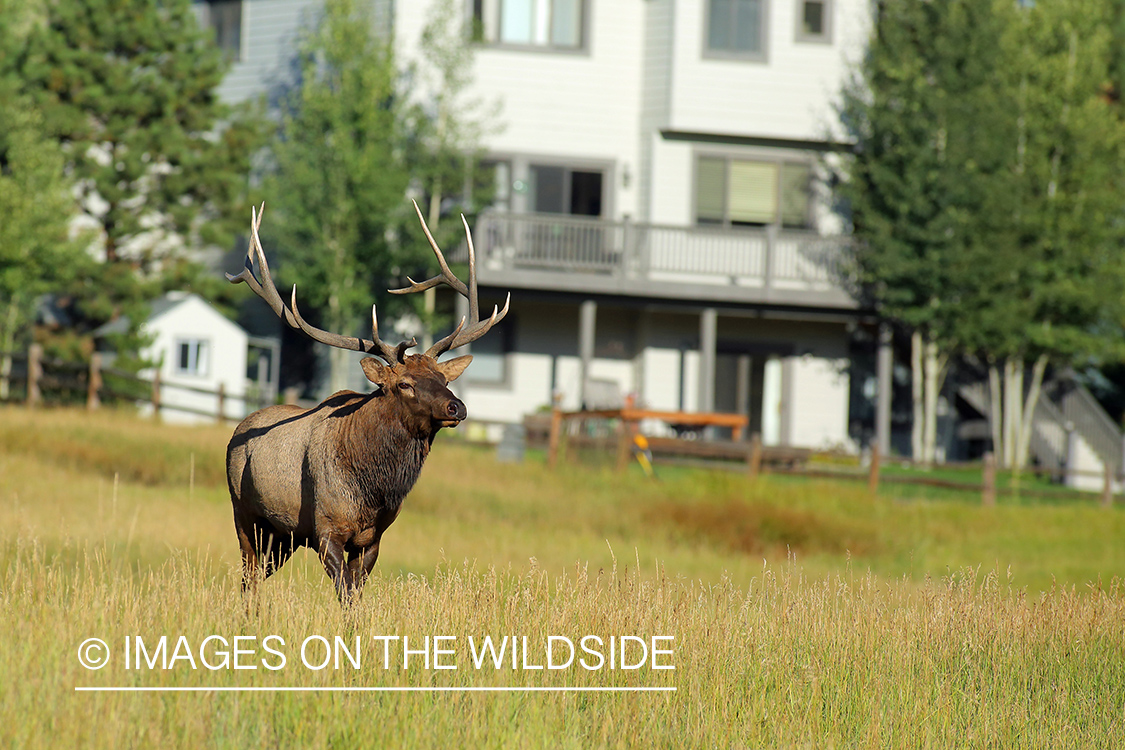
<box><xmin>151</xmin><ymin>369</ymin><xmax>161</xmax><ymax>417</ymax></box>
<box><xmin>867</xmin><ymin>442</ymin><xmax>881</xmax><ymax>497</ymax></box>
<box><xmin>27</xmin><ymin>343</ymin><xmax>42</xmax><ymax>407</ymax></box>
<box><xmin>616</xmin><ymin>414</ymin><xmax>636</xmax><ymax>472</ymax></box>
<box><xmin>547</xmin><ymin>407</ymin><xmax>563</xmax><ymax>470</ymax></box>
<box><xmin>1101</xmin><ymin>463</ymin><xmax>1114</xmax><ymax>508</ymax></box>
<box><xmin>87</xmin><ymin>352</ymin><xmax>102</xmax><ymax>410</ymax></box>
<box><xmin>747</xmin><ymin>432</ymin><xmax>763</xmax><ymax>479</ymax></box>
<box><xmin>982</xmin><ymin>452</ymin><xmax>996</xmax><ymax>506</ymax></box>
<box><xmin>217</xmin><ymin>381</ymin><xmax>226</xmax><ymax>423</ymax></box>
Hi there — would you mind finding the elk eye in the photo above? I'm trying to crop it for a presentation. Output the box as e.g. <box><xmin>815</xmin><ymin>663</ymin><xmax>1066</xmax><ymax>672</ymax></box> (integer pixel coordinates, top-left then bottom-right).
<box><xmin>398</xmin><ymin>382</ymin><xmax>415</xmax><ymax>394</ymax></box>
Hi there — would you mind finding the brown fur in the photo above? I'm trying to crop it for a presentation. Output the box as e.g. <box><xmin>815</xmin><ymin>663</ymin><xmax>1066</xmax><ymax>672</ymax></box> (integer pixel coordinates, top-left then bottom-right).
<box><xmin>226</xmin><ymin>353</ymin><xmax>471</xmax><ymax>602</ymax></box>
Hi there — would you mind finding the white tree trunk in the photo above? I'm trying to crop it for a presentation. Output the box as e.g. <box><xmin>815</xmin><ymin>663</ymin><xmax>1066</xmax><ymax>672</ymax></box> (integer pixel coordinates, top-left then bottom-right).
<box><xmin>922</xmin><ymin>340</ymin><xmax>948</xmax><ymax>465</ymax></box>
<box><xmin>911</xmin><ymin>330</ymin><xmax>924</xmax><ymax>461</ymax></box>
<box><xmin>1014</xmin><ymin>354</ymin><xmax>1049</xmax><ymax>471</ymax></box>
<box><xmin>988</xmin><ymin>362</ymin><xmax>1004</xmax><ymax>464</ymax></box>
<box><xmin>1008</xmin><ymin>359</ymin><xmax>1026</xmax><ymax>470</ymax></box>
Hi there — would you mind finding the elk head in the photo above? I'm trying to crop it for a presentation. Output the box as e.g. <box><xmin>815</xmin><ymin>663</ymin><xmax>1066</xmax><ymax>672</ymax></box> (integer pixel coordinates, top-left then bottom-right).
<box><xmin>226</xmin><ymin>201</ymin><xmax>510</xmax><ymax>432</ymax></box>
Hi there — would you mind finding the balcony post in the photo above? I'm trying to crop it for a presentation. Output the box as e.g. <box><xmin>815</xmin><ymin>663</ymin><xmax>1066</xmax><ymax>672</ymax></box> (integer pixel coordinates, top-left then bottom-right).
<box><xmin>764</xmin><ymin>224</ymin><xmax>778</xmax><ymax>289</ymax></box>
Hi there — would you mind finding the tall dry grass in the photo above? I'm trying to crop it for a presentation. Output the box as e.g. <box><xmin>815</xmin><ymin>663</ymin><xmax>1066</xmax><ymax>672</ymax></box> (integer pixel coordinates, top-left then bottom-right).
<box><xmin>2</xmin><ymin>539</ymin><xmax>1123</xmax><ymax>748</ymax></box>
<box><xmin>2</xmin><ymin>406</ymin><xmax>1124</xmax><ymax>747</ymax></box>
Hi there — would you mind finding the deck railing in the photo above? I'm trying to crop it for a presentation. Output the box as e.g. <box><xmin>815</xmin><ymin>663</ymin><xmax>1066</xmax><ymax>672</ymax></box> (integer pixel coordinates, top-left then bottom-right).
<box><xmin>470</xmin><ymin>212</ymin><xmax>849</xmax><ymax>293</ymax></box>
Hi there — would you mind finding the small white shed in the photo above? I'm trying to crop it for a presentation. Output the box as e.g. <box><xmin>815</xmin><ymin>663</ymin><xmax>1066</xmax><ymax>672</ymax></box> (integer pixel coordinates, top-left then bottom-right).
<box><xmin>101</xmin><ymin>292</ymin><xmax>252</xmax><ymax>424</ymax></box>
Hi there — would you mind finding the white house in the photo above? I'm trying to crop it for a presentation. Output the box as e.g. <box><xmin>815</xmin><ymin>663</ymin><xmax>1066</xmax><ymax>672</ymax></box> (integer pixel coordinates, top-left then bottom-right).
<box><xmin>196</xmin><ymin>0</ymin><xmax>873</xmax><ymax>449</ymax></box>
<box><xmin>100</xmin><ymin>292</ymin><xmax>254</xmax><ymax>424</ymax></box>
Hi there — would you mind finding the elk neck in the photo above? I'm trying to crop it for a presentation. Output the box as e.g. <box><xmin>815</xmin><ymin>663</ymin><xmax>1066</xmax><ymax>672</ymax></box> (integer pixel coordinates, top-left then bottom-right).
<box><xmin>330</xmin><ymin>389</ymin><xmax>436</xmax><ymax>509</ymax></box>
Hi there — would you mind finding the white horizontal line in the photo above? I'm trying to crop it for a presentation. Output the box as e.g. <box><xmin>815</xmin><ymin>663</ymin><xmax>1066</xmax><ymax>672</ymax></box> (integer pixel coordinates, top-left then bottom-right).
<box><xmin>75</xmin><ymin>686</ymin><xmax>676</xmax><ymax>693</ymax></box>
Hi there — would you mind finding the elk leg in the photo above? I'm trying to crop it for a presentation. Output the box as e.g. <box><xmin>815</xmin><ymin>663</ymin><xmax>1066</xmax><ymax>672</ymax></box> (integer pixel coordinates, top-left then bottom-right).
<box><xmin>339</xmin><ymin>541</ymin><xmax>380</xmax><ymax>596</ymax></box>
<box><xmin>260</xmin><ymin>527</ymin><xmax>295</xmax><ymax>580</ymax></box>
<box><xmin>234</xmin><ymin>517</ymin><xmax>261</xmax><ymax>594</ymax></box>
<box><xmin>358</xmin><ymin>541</ymin><xmax>381</xmax><ymax>581</ymax></box>
<box><xmin>317</xmin><ymin>535</ymin><xmax>350</xmax><ymax>601</ymax></box>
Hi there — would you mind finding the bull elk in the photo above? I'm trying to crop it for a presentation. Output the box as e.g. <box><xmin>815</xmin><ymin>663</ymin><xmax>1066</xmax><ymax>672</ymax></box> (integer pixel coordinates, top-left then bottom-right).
<box><xmin>225</xmin><ymin>202</ymin><xmax>509</xmax><ymax>603</ymax></box>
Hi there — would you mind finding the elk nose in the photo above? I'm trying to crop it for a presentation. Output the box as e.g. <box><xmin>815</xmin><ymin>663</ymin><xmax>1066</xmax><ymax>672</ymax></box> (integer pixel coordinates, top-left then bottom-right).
<box><xmin>446</xmin><ymin>399</ymin><xmax>466</xmax><ymax>421</ymax></box>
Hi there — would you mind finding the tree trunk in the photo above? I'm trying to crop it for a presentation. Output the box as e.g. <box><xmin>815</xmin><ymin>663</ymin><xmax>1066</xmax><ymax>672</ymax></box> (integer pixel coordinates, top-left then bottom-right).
<box><xmin>988</xmin><ymin>362</ymin><xmax>1004</xmax><ymax>465</ymax></box>
<box><xmin>1002</xmin><ymin>358</ymin><xmax>1021</xmax><ymax>469</ymax></box>
<box><xmin>423</xmin><ymin>190</ymin><xmax>443</xmax><ymax>352</ymax></box>
<box><xmin>1014</xmin><ymin>354</ymin><xmax>1049</xmax><ymax>472</ymax></box>
<box><xmin>0</xmin><ymin>294</ymin><xmax>20</xmax><ymax>400</ymax></box>
<box><xmin>922</xmin><ymin>340</ymin><xmax>948</xmax><ymax>465</ymax></box>
<box><xmin>911</xmin><ymin>330</ymin><xmax>923</xmax><ymax>461</ymax></box>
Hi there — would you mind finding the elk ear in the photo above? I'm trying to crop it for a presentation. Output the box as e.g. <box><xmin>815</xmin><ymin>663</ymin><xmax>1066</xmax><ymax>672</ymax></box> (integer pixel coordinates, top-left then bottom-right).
<box><xmin>360</xmin><ymin>357</ymin><xmax>391</xmax><ymax>387</ymax></box>
<box><xmin>436</xmin><ymin>355</ymin><xmax>473</xmax><ymax>383</ymax></box>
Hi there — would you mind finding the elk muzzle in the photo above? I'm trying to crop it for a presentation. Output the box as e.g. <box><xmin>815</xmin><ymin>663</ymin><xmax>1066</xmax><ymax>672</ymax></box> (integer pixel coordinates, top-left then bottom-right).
<box><xmin>438</xmin><ymin>397</ymin><xmax>467</xmax><ymax>428</ymax></box>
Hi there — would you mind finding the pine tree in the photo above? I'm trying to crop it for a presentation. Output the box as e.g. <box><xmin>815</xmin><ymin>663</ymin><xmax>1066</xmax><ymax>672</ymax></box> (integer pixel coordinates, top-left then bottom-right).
<box><xmin>6</xmin><ymin>0</ymin><xmax>263</xmax><ymax>361</ymax></box>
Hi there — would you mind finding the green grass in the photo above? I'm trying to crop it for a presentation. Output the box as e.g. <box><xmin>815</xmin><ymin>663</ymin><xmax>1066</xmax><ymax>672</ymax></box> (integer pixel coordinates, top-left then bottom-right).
<box><xmin>2</xmin><ymin>406</ymin><xmax>1124</xmax><ymax>747</ymax></box>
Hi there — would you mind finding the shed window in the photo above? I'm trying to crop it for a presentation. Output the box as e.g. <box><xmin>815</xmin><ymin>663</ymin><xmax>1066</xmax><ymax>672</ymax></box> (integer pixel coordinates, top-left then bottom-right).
<box><xmin>176</xmin><ymin>338</ymin><xmax>210</xmax><ymax>377</ymax></box>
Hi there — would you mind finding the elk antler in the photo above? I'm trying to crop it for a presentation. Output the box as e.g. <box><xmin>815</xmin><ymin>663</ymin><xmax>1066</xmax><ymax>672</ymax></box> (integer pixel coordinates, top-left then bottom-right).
<box><xmin>226</xmin><ymin>204</ymin><xmax>416</xmax><ymax>365</ymax></box>
<box><xmin>392</xmin><ymin>200</ymin><xmax>510</xmax><ymax>358</ymax></box>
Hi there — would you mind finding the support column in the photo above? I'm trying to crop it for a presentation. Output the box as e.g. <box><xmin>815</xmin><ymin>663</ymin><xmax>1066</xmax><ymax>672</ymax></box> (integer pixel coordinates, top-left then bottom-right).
<box><xmin>698</xmin><ymin>307</ymin><xmax>717</xmax><ymax>414</ymax></box>
<box><xmin>578</xmin><ymin>300</ymin><xmax>597</xmax><ymax>408</ymax></box>
<box><xmin>735</xmin><ymin>354</ymin><xmax>752</xmax><ymax>422</ymax></box>
<box><xmin>875</xmin><ymin>322</ymin><xmax>893</xmax><ymax>457</ymax></box>
<box><xmin>761</xmin><ymin>355</ymin><xmax>782</xmax><ymax>446</ymax></box>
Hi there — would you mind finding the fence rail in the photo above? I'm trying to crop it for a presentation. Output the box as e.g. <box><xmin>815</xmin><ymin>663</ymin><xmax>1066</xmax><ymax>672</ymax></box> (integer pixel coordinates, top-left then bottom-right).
<box><xmin>1</xmin><ymin>344</ymin><xmax>271</xmax><ymax>422</ymax></box>
<box><xmin>535</xmin><ymin>408</ymin><xmax>1118</xmax><ymax>507</ymax></box>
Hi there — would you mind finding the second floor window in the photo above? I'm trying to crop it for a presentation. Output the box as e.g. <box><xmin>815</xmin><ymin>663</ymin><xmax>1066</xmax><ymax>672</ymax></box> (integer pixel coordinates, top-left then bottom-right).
<box><xmin>797</xmin><ymin>0</ymin><xmax>832</xmax><ymax>43</ymax></box>
<box><xmin>530</xmin><ymin>165</ymin><xmax>603</xmax><ymax>216</ymax></box>
<box><xmin>195</xmin><ymin>1</ymin><xmax>243</xmax><ymax>60</ymax></box>
<box><xmin>706</xmin><ymin>0</ymin><xmax>767</xmax><ymax>59</ymax></box>
<box><xmin>474</xmin><ymin>0</ymin><xmax>585</xmax><ymax>50</ymax></box>
<box><xmin>696</xmin><ymin>156</ymin><xmax>812</xmax><ymax>229</ymax></box>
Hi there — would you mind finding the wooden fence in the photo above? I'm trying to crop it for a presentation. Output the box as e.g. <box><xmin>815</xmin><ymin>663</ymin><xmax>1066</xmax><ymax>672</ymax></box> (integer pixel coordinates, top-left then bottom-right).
<box><xmin>3</xmin><ymin>344</ymin><xmax>272</xmax><ymax>421</ymax></box>
<box><xmin>538</xmin><ymin>407</ymin><xmax>1118</xmax><ymax>508</ymax></box>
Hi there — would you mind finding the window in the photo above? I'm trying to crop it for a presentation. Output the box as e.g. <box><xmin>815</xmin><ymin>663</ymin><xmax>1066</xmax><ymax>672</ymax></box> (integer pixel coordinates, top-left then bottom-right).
<box><xmin>195</xmin><ymin>1</ymin><xmax>243</xmax><ymax>60</ymax></box>
<box><xmin>474</xmin><ymin>0</ymin><xmax>585</xmax><ymax>50</ymax></box>
<box><xmin>175</xmin><ymin>338</ymin><xmax>210</xmax><ymax>377</ymax></box>
<box><xmin>796</xmin><ymin>0</ymin><xmax>832</xmax><ymax>43</ymax></box>
<box><xmin>706</xmin><ymin>0</ymin><xmax>767</xmax><ymax>59</ymax></box>
<box><xmin>696</xmin><ymin>156</ymin><xmax>813</xmax><ymax>228</ymax></box>
<box><xmin>529</xmin><ymin>165</ymin><xmax>603</xmax><ymax>216</ymax></box>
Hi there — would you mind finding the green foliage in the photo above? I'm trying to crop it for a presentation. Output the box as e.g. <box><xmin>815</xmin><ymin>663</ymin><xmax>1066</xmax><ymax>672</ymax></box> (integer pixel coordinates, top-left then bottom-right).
<box><xmin>261</xmin><ymin>0</ymin><xmax>416</xmax><ymax>389</ymax></box>
<box><xmin>837</xmin><ymin>0</ymin><xmax>1019</xmax><ymax>347</ymax></box>
<box><xmin>3</xmin><ymin>0</ymin><xmax>264</xmax><ymax>363</ymax></box>
<box><xmin>0</xmin><ymin>82</ymin><xmax>83</xmax><ymax>356</ymax></box>
<box><xmin>838</xmin><ymin>0</ymin><xmax>1125</xmax><ymax>367</ymax></box>
<box><xmin>261</xmin><ymin>0</ymin><xmax>500</xmax><ymax>391</ymax></box>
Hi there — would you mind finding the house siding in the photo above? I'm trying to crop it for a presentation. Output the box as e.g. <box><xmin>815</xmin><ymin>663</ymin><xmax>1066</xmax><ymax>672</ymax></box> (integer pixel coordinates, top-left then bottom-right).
<box><xmin>142</xmin><ymin>296</ymin><xmax>250</xmax><ymax>424</ymax></box>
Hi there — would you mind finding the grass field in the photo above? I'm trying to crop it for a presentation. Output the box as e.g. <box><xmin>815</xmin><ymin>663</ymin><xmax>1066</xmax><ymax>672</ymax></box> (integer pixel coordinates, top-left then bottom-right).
<box><xmin>2</xmin><ymin>406</ymin><xmax>1123</xmax><ymax>747</ymax></box>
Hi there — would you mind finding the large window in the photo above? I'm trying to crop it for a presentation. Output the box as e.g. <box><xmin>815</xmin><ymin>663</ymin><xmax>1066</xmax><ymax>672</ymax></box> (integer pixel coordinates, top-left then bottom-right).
<box><xmin>175</xmin><ymin>338</ymin><xmax>210</xmax><ymax>377</ymax></box>
<box><xmin>529</xmin><ymin>165</ymin><xmax>603</xmax><ymax>216</ymax></box>
<box><xmin>706</xmin><ymin>0</ymin><xmax>767</xmax><ymax>59</ymax></box>
<box><xmin>696</xmin><ymin>155</ymin><xmax>812</xmax><ymax>229</ymax></box>
<box><xmin>194</xmin><ymin>1</ymin><xmax>243</xmax><ymax>60</ymax></box>
<box><xmin>796</xmin><ymin>0</ymin><xmax>832</xmax><ymax>43</ymax></box>
<box><xmin>474</xmin><ymin>0</ymin><xmax>585</xmax><ymax>51</ymax></box>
